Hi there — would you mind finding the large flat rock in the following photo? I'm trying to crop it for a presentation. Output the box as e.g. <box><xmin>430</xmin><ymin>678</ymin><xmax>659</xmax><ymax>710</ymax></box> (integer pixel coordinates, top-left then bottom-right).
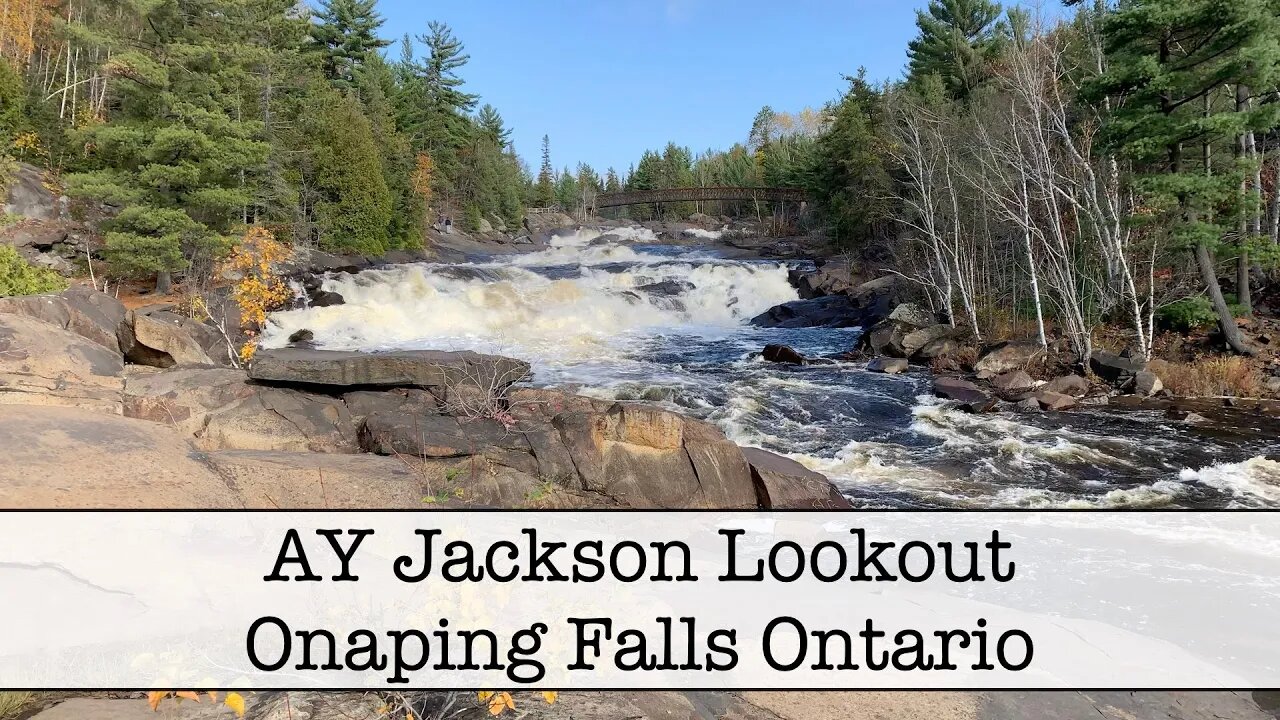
<box><xmin>248</xmin><ymin>348</ymin><xmax>530</xmax><ymax>391</ymax></box>
<box><xmin>0</xmin><ymin>405</ymin><xmax>237</xmax><ymax>508</ymax></box>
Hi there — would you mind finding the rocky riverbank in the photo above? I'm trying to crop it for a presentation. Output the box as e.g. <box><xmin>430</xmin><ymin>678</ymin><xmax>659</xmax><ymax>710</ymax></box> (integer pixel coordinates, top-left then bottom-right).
<box><xmin>0</xmin><ymin>285</ymin><xmax>847</xmax><ymax>510</ymax></box>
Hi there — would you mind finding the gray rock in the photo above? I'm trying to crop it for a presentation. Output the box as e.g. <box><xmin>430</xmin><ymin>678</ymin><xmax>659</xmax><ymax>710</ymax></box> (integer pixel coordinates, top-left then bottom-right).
<box><xmin>1266</xmin><ymin>376</ymin><xmax>1280</xmax><ymax>395</ymax></box>
<box><xmin>198</xmin><ymin>387</ymin><xmax>359</xmax><ymax>453</ymax></box>
<box><xmin>867</xmin><ymin>357</ymin><xmax>908</xmax><ymax>374</ymax></box>
<box><xmin>0</xmin><ymin>286</ymin><xmax>130</xmax><ymax>354</ymax></box>
<box><xmin>762</xmin><ymin>344</ymin><xmax>806</xmax><ymax>365</ymax></box>
<box><xmin>742</xmin><ymin>446</ymin><xmax>851</xmax><ymax>509</ymax></box>
<box><xmin>974</xmin><ymin>341</ymin><xmax>1045</xmax><ymax>378</ymax></box>
<box><xmin>901</xmin><ymin>324</ymin><xmax>954</xmax><ymax>357</ymax></box>
<box><xmin>249</xmin><ymin>348</ymin><xmax>531</xmax><ymax>391</ymax></box>
<box><xmin>933</xmin><ymin>376</ymin><xmax>997</xmax><ymax>413</ymax></box>
<box><xmin>992</xmin><ymin>370</ymin><xmax>1037</xmax><ymax>396</ymax></box>
<box><xmin>888</xmin><ymin>302</ymin><xmax>937</xmax><ymax>329</ymax></box>
<box><xmin>122</xmin><ymin>367</ymin><xmax>257</xmax><ymax>436</ymax></box>
<box><xmin>1045</xmin><ymin>374</ymin><xmax>1090</xmax><ymax>397</ymax></box>
<box><xmin>917</xmin><ymin>336</ymin><xmax>961</xmax><ymax>360</ymax></box>
<box><xmin>1090</xmin><ymin>351</ymin><xmax>1146</xmax><ymax>385</ymax></box>
<box><xmin>0</xmin><ymin>313</ymin><xmax>124</xmax><ymax>412</ymax></box>
<box><xmin>3</xmin><ymin>162</ymin><xmax>58</xmax><ymax>220</ymax></box>
<box><xmin>1078</xmin><ymin>394</ymin><xmax>1110</xmax><ymax>407</ymax></box>
<box><xmin>1013</xmin><ymin>397</ymin><xmax>1042</xmax><ymax>412</ymax></box>
<box><xmin>1036</xmin><ymin>389</ymin><xmax>1077</xmax><ymax>411</ymax></box>
<box><xmin>1134</xmin><ymin>370</ymin><xmax>1164</xmax><ymax>397</ymax></box>
<box><xmin>127</xmin><ymin>310</ymin><xmax>228</xmax><ymax>367</ymax></box>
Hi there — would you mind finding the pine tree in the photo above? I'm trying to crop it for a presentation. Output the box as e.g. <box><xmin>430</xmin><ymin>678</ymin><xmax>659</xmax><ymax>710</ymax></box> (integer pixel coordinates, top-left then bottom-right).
<box><xmin>1093</xmin><ymin>0</ymin><xmax>1280</xmax><ymax>354</ymax></box>
<box><xmin>309</xmin><ymin>0</ymin><xmax>391</xmax><ymax>90</ymax></box>
<box><xmin>356</xmin><ymin>54</ymin><xmax>420</xmax><ymax>248</ymax></box>
<box><xmin>906</xmin><ymin>0</ymin><xmax>1006</xmax><ymax>99</ymax></box>
<box><xmin>534</xmin><ymin>134</ymin><xmax>555</xmax><ymax>207</ymax></box>
<box><xmin>66</xmin><ymin>0</ymin><xmax>270</xmax><ymax>293</ymax></box>
<box><xmin>477</xmin><ymin>104</ymin><xmax>511</xmax><ymax>145</ymax></box>
<box><xmin>397</xmin><ymin>21</ymin><xmax>477</xmax><ymax>202</ymax></box>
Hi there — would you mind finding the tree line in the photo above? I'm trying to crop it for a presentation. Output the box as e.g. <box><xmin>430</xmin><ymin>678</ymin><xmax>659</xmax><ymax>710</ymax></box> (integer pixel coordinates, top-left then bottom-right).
<box><xmin>0</xmin><ymin>0</ymin><xmax>531</xmax><ymax>291</ymax></box>
<box><xmin>599</xmin><ymin>0</ymin><xmax>1280</xmax><ymax>360</ymax></box>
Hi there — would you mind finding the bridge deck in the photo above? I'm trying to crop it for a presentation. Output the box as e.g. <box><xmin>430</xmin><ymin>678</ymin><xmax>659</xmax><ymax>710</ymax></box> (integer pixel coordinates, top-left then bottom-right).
<box><xmin>595</xmin><ymin>186</ymin><xmax>808</xmax><ymax>208</ymax></box>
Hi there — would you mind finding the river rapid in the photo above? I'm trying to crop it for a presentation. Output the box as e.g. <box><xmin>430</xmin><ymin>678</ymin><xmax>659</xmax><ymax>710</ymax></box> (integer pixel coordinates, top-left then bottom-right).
<box><xmin>262</xmin><ymin>227</ymin><xmax>1280</xmax><ymax>509</ymax></box>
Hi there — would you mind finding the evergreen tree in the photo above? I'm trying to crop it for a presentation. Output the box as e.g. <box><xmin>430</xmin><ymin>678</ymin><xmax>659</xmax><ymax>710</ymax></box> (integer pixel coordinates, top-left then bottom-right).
<box><xmin>1093</xmin><ymin>0</ymin><xmax>1280</xmax><ymax>354</ymax></box>
<box><xmin>477</xmin><ymin>104</ymin><xmax>511</xmax><ymax>145</ymax></box>
<box><xmin>906</xmin><ymin>0</ymin><xmax>1006</xmax><ymax>99</ymax></box>
<box><xmin>293</xmin><ymin>81</ymin><xmax>392</xmax><ymax>255</ymax></box>
<box><xmin>356</xmin><ymin>54</ymin><xmax>420</xmax><ymax>248</ymax></box>
<box><xmin>534</xmin><ymin>134</ymin><xmax>555</xmax><ymax>206</ymax></box>
<box><xmin>809</xmin><ymin>70</ymin><xmax>896</xmax><ymax>248</ymax></box>
<box><xmin>397</xmin><ymin>21</ymin><xmax>477</xmax><ymax>202</ymax></box>
<box><xmin>66</xmin><ymin>0</ymin><xmax>270</xmax><ymax>293</ymax></box>
<box><xmin>309</xmin><ymin>0</ymin><xmax>391</xmax><ymax>90</ymax></box>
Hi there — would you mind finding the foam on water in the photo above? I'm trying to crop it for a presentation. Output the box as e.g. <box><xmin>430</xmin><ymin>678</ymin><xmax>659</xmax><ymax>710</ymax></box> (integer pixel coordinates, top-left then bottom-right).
<box><xmin>264</xmin><ymin>226</ymin><xmax>1280</xmax><ymax>509</ymax></box>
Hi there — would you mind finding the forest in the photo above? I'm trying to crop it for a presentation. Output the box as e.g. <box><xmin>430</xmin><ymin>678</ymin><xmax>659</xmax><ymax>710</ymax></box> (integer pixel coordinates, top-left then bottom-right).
<box><xmin>1</xmin><ymin>0</ymin><xmax>1279</xmax><ymax>362</ymax></box>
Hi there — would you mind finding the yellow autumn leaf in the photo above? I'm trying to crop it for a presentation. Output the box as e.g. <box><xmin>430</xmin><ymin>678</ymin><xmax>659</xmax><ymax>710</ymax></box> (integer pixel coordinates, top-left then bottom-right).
<box><xmin>207</xmin><ymin>693</ymin><xmax>219</xmax><ymax>704</ymax></box>
<box><xmin>541</xmin><ymin>691</ymin><xmax>558</xmax><ymax>705</ymax></box>
<box><xmin>486</xmin><ymin>691</ymin><xmax>515</xmax><ymax>716</ymax></box>
<box><xmin>175</xmin><ymin>691</ymin><xmax>201</xmax><ymax>703</ymax></box>
<box><xmin>476</xmin><ymin>692</ymin><xmax>494</xmax><ymax>702</ymax></box>
<box><xmin>147</xmin><ymin>692</ymin><xmax>167</xmax><ymax>712</ymax></box>
<box><xmin>224</xmin><ymin>692</ymin><xmax>247</xmax><ymax>718</ymax></box>
<box><xmin>375</xmin><ymin>704</ymin><xmax>390</xmax><ymax>715</ymax></box>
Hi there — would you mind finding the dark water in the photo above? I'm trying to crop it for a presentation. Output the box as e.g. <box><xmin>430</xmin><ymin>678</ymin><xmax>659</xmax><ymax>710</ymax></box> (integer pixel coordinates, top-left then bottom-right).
<box><xmin>269</xmin><ymin>231</ymin><xmax>1280</xmax><ymax>509</ymax></box>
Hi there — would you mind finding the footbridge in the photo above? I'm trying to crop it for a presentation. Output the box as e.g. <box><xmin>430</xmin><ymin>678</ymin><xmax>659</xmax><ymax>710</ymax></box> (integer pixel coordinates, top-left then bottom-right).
<box><xmin>594</xmin><ymin>186</ymin><xmax>808</xmax><ymax>209</ymax></box>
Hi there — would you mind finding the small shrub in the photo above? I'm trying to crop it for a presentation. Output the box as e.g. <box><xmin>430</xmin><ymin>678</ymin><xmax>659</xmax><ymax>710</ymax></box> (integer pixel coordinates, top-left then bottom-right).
<box><xmin>1157</xmin><ymin>296</ymin><xmax>1248</xmax><ymax>332</ymax></box>
<box><xmin>0</xmin><ymin>245</ymin><xmax>67</xmax><ymax>297</ymax></box>
<box><xmin>1157</xmin><ymin>297</ymin><xmax>1217</xmax><ymax>331</ymax></box>
<box><xmin>1159</xmin><ymin>356</ymin><xmax>1264</xmax><ymax>398</ymax></box>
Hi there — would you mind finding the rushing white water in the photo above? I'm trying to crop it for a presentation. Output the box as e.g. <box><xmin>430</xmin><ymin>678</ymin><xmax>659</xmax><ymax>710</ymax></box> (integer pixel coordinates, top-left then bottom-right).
<box><xmin>264</xmin><ymin>226</ymin><xmax>1280</xmax><ymax>509</ymax></box>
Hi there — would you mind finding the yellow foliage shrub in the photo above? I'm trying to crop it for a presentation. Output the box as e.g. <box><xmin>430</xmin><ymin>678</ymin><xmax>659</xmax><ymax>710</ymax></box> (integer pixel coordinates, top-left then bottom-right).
<box><xmin>223</xmin><ymin>227</ymin><xmax>292</xmax><ymax>362</ymax></box>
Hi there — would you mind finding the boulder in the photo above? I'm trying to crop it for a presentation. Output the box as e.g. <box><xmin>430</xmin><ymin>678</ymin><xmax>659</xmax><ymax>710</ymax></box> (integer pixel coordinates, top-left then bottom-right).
<box><xmin>552</xmin><ymin>404</ymin><xmax>759</xmax><ymax>509</ymax></box>
<box><xmin>888</xmin><ymin>303</ymin><xmax>937</xmax><ymax>329</ymax></box>
<box><xmin>637</xmin><ymin>279</ymin><xmax>693</xmax><ymax>296</ymax></box>
<box><xmin>0</xmin><ymin>313</ymin><xmax>124</xmax><ymax>412</ymax></box>
<box><xmin>360</xmin><ymin>411</ymin><xmax>528</xmax><ymax>458</ymax></box>
<box><xmin>3</xmin><ymin>162</ymin><xmax>58</xmax><ymax>220</ymax></box>
<box><xmin>309</xmin><ymin>290</ymin><xmax>345</xmax><ymax>307</ymax></box>
<box><xmin>762</xmin><ymin>344</ymin><xmax>807</xmax><ymax>365</ymax></box>
<box><xmin>1090</xmin><ymin>351</ymin><xmax>1146</xmax><ymax>385</ymax></box>
<box><xmin>742</xmin><ymin>447</ymin><xmax>851</xmax><ymax>509</ymax></box>
<box><xmin>791</xmin><ymin>264</ymin><xmax>859</xmax><ymax>299</ymax></box>
<box><xmin>0</xmin><ymin>286</ymin><xmax>130</xmax><ymax>354</ymax></box>
<box><xmin>1012</xmin><ymin>397</ymin><xmax>1042</xmax><ymax>412</ymax></box>
<box><xmin>249</xmin><ymin>348</ymin><xmax>530</xmax><ymax>392</ymax></box>
<box><xmin>197</xmin><ymin>387</ymin><xmax>359</xmax><ymax>453</ymax></box>
<box><xmin>933</xmin><ymin>376</ymin><xmax>997</xmax><ymax>413</ymax></box>
<box><xmin>991</xmin><ymin>370</ymin><xmax>1037</xmax><ymax>397</ymax></box>
<box><xmin>867</xmin><ymin>357</ymin><xmax>908</xmax><ymax>374</ymax></box>
<box><xmin>1134</xmin><ymin>370</ymin><xmax>1164</xmax><ymax>397</ymax></box>
<box><xmin>901</xmin><ymin>324</ymin><xmax>955</xmax><ymax>358</ymax></box>
<box><xmin>751</xmin><ymin>275</ymin><xmax>902</xmax><ymax>329</ymax></box>
<box><xmin>688</xmin><ymin>212</ymin><xmax>717</xmax><ymax>226</ymax></box>
<box><xmin>974</xmin><ymin>341</ymin><xmax>1045</xmax><ymax>378</ymax></box>
<box><xmin>749</xmin><ymin>294</ymin><xmax>864</xmax><ymax>329</ymax></box>
<box><xmin>1045</xmin><ymin>374</ymin><xmax>1090</xmax><ymax>398</ymax></box>
<box><xmin>0</xmin><ymin>405</ymin><xmax>238</xmax><ymax>508</ymax></box>
<box><xmin>1036</xmin><ymin>389</ymin><xmax>1077</xmax><ymax>411</ymax></box>
<box><xmin>127</xmin><ymin>310</ymin><xmax>226</xmax><ymax>367</ymax></box>
<box><xmin>916</xmin><ymin>336</ymin><xmax>961</xmax><ymax>360</ymax></box>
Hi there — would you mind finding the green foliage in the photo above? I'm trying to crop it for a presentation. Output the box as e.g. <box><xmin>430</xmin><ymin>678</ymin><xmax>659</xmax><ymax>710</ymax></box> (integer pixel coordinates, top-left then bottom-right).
<box><xmin>0</xmin><ymin>59</ymin><xmax>23</xmax><ymax>142</ymax></box>
<box><xmin>1157</xmin><ymin>296</ymin><xmax>1249</xmax><ymax>331</ymax></box>
<box><xmin>296</xmin><ymin>83</ymin><xmax>392</xmax><ymax>255</ymax></box>
<box><xmin>0</xmin><ymin>246</ymin><xmax>67</xmax><ymax>297</ymax></box>
<box><xmin>808</xmin><ymin>70</ymin><xmax>896</xmax><ymax>249</ymax></box>
<box><xmin>1092</xmin><ymin>0</ymin><xmax>1280</xmax><ymax>252</ymax></box>
<box><xmin>309</xmin><ymin>0</ymin><xmax>392</xmax><ymax>89</ymax></box>
<box><xmin>906</xmin><ymin>0</ymin><xmax>1007</xmax><ymax>100</ymax></box>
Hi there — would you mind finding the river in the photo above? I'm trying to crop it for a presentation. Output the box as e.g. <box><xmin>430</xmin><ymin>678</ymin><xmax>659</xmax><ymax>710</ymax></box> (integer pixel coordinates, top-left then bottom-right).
<box><xmin>262</xmin><ymin>227</ymin><xmax>1280</xmax><ymax>509</ymax></box>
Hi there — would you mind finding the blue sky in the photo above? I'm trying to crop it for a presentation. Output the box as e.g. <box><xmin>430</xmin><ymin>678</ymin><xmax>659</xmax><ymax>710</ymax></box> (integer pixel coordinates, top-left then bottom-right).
<box><xmin>376</xmin><ymin>0</ymin><xmax>925</xmax><ymax>174</ymax></box>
